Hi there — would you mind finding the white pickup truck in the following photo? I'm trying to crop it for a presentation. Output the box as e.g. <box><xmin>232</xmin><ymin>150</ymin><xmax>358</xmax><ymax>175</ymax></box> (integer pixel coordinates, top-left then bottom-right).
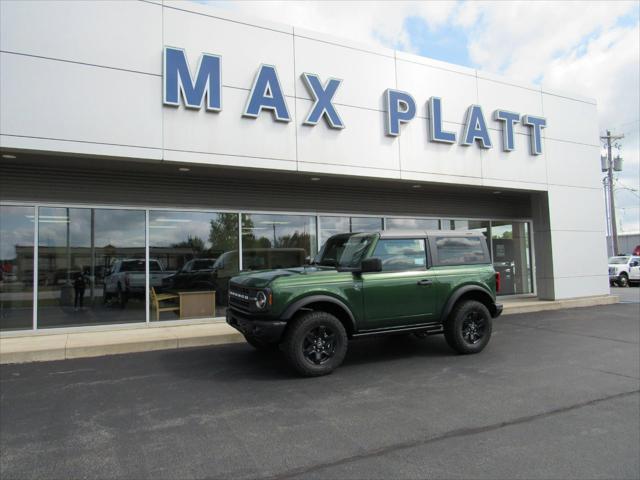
<box><xmin>608</xmin><ymin>255</ymin><xmax>640</xmax><ymax>287</ymax></box>
<box><xmin>104</xmin><ymin>259</ymin><xmax>174</xmax><ymax>307</ymax></box>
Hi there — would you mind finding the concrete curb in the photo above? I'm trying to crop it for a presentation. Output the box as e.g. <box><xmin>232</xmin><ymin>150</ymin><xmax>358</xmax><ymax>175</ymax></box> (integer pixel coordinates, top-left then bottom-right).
<box><xmin>500</xmin><ymin>294</ymin><xmax>619</xmax><ymax>315</ymax></box>
<box><xmin>0</xmin><ymin>295</ymin><xmax>620</xmax><ymax>364</ymax></box>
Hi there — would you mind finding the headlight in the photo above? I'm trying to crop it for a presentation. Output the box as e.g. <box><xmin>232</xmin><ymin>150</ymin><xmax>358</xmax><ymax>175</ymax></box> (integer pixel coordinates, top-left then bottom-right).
<box><xmin>255</xmin><ymin>290</ymin><xmax>269</xmax><ymax>310</ymax></box>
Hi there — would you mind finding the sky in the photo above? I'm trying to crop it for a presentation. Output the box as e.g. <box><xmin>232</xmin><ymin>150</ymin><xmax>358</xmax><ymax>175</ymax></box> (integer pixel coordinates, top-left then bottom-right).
<box><xmin>206</xmin><ymin>0</ymin><xmax>640</xmax><ymax>233</ymax></box>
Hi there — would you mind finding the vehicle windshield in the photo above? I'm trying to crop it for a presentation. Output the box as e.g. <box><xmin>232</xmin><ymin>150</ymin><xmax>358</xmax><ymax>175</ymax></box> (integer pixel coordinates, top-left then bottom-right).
<box><xmin>316</xmin><ymin>233</ymin><xmax>376</xmax><ymax>268</ymax></box>
<box><xmin>609</xmin><ymin>256</ymin><xmax>630</xmax><ymax>264</ymax></box>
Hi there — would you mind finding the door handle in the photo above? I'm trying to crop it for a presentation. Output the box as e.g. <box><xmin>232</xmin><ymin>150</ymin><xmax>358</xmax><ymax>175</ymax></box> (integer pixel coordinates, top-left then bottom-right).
<box><xmin>417</xmin><ymin>279</ymin><xmax>433</xmax><ymax>286</ymax></box>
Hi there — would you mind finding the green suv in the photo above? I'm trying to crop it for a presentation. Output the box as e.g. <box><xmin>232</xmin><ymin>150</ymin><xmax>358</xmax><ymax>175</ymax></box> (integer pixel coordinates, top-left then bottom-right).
<box><xmin>227</xmin><ymin>230</ymin><xmax>503</xmax><ymax>376</ymax></box>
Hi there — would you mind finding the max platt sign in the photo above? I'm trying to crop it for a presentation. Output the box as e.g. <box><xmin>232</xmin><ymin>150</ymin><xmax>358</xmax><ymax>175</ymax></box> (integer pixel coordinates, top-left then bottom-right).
<box><xmin>163</xmin><ymin>47</ymin><xmax>547</xmax><ymax>156</ymax></box>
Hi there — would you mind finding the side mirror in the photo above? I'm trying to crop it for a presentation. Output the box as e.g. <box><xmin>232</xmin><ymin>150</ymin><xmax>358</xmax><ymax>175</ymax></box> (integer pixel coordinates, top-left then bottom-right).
<box><xmin>360</xmin><ymin>257</ymin><xmax>382</xmax><ymax>273</ymax></box>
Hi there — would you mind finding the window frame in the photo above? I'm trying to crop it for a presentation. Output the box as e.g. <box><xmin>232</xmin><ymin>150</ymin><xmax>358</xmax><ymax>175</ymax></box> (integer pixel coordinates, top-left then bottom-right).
<box><xmin>428</xmin><ymin>235</ymin><xmax>491</xmax><ymax>267</ymax></box>
<box><xmin>370</xmin><ymin>237</ymin><xmax>429</xmax><ymax>272</ymax></box>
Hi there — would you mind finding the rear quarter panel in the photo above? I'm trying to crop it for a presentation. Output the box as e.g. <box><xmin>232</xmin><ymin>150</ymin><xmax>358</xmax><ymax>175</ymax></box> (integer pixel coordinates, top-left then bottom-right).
<box><xmin>428</xmin><ymin>264</ymin><xmax>497</xmax><ymax>318</ymax></box>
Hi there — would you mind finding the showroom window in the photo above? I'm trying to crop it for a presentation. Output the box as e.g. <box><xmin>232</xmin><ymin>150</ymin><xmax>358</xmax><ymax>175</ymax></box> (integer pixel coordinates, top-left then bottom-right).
<box><xmin>37</xmin><ymin>207</ymin><xmax>146</xmax><ymax>328</ymax></box>
<box><xmin>0</xmin><ymin>206</ymin><xmax>536</xmax><ymax>331</ymax></box>
<box><xmin>0</xmin><ymin>205</ymin><xmax>34</xmax><ymax>331</ymax></box>
<box><xmin>149</xmin><ymin>211</ymin><xmax>238</xmax><ymax>320</ymax></box>
<box><xmin>241</xmin><ymin>213</ymin><xmax>317</xmax><ymax>271</ymax></box>
<box><xmin>385</xmin><ymin>217</ymin><xmax>440</xmax><ymax>230</ymax></box>
<box><xmin>319</xmin><ymin>216</ymin><xmax>383</xmax><ymax>247</ymax></box>
<box><xmin>491</xmin><ymin>221</ymin><xmax>533</xmax><ymax>295</ymax></box>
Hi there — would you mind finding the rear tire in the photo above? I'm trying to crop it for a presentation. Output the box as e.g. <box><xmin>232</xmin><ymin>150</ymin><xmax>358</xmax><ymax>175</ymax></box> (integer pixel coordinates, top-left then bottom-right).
<box><xmin>244</xmin><ymin>334</ymin><xmax>279</xmax><ymax>352</ymax></box>
<box><xmin>283</xmin><ymin>311</ymin><xmax>348</xmax><ymax>377</ymax></box>
<box><xmin>444</xmin><ymin>300</ymin><xmax>492</xmax><ymax>354</ymax></box>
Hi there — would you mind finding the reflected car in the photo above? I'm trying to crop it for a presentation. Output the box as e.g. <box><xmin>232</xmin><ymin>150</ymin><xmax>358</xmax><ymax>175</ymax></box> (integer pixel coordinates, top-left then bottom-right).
<box><xmin>104</xmin><ymin>259</ymin><xmax>174</xmax><ymax>307</ymax></box>
<box><xmin>161</xmin><ymin>258</ymin><xmax>217</xmax><ymax>291</ymax></box>
<box><xmin>162</xmin><ymin>249</ymin><xmax>307</xmax><ymax>305</ymax></box>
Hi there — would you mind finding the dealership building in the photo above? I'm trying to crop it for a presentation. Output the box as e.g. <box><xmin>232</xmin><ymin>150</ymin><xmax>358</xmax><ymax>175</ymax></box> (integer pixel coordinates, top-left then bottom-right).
<box><xmin>0</xmin><ymin>1</ymin><xmax>609</xmax><ymax>333</ymax></box>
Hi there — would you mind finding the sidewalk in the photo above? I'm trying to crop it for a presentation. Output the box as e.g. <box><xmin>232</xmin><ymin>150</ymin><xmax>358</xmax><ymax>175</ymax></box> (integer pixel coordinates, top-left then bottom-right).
<box><xmin>0</xmin><ymin>294</ymin><xmax>619</xmax><ymax>364</ymax></box>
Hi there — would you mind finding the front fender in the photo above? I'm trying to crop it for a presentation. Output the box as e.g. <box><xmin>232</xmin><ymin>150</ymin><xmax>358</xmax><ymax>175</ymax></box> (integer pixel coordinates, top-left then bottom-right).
<box><xmin>280</xmin><ymin>294</ymin><xmax>357</xmax><ymax>332</ymax></box>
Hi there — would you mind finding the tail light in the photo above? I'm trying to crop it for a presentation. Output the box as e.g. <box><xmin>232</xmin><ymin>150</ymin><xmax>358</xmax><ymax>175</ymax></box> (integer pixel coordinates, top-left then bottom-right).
<box><xmin>495</xmin><ymin>271</ymin><xmax>501</xmax><ymax>293</ymax></box>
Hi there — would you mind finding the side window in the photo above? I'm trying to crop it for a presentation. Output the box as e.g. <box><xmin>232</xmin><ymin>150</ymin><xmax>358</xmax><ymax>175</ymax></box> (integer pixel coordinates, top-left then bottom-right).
<box><xmin>433</xmin><ymin>236</ymin><xmax>488</xmax><ymax>265</ymax></box>
<box><xmin>372</xmin><ymin>239</ymin><xmax>426</xmax><ymax>272</ymax></box>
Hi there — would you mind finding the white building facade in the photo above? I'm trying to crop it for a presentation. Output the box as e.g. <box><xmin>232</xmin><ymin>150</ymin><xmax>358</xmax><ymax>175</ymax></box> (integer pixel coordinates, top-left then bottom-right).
<box><xmin>0</xmin><ymin>1</ymin><xmax>608</xmax><ymax>332</ymax></box>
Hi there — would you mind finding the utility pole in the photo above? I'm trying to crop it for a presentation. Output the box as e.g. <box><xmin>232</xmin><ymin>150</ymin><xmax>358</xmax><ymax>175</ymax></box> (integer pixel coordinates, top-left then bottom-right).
<box><xmin>601</xmin><ymin>130</ymin><xmax>624</xmax><ymax>255</ymax></box>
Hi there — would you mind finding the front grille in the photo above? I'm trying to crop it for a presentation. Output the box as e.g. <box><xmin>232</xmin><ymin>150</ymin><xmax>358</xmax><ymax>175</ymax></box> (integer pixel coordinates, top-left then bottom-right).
<box><xmin>228</xmin><ymin>284</ymin><xmax>255</xmax><ymax>311</ymax></box>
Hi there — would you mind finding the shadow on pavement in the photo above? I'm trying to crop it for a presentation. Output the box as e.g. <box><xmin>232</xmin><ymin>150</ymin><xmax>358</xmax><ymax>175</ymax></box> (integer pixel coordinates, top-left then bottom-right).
<box><xmin>157</xmin><ymin>333</ymin><xmax>455</xmax><ymax>382</ymax></box>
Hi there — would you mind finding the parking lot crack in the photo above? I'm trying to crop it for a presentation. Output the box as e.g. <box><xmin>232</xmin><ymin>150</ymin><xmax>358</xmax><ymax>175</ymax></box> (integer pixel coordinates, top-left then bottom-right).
<box><xmin>255</xmin><ymin>389</ymin><xmax>640</xmax><ymax>480</ymax></box>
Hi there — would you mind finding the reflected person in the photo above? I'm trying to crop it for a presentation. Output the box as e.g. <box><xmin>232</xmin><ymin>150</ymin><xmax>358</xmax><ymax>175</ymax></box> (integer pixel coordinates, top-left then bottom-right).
<box><xmin>73</xmin><ymin>271</ymin><xmax>88</xmax><ymax>311</ymax></box>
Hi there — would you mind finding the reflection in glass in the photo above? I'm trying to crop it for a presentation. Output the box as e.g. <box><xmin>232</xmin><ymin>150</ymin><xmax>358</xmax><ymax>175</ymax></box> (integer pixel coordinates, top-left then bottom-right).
<box><xmin>319</xmin><ymin>216</ymin><xmax>383</xmax><ymax>247</ymax></box>
<box><xmin>386</xmin><ymin>218</ymin><xmax>440</xmax><ymax>230</ymax></box>
<box><xmin>351</xmin><ymin>217</ymin><xmax>383</xmax><ymax>232</ymax></box>
<box><xmin>491</xmin><ymin>221</ymin><xmax>532</xmax><ymax>295</ymax></box>
<box><xmin>319</xmin><ymin>216</ymin><xmax>350</xmax><ymax>246</ymax></box>
<box><xmin>242</xmin><ymin>214</ymin><xmax>317</xmax><ymax>271</ymax></box>
<box><xmin>37</xmin><ymin>207</ymin><xmax>146</xmax><ymax>328</ymax></box>
<box><xmin>0</xmin><ymin>206</ymin><xmax>34</xmax><ymax>330</ymax></box>
<box><xmin>150</xmin><ymin>211</ymin><xmax>238</xmax><ymax>319</ymax></box>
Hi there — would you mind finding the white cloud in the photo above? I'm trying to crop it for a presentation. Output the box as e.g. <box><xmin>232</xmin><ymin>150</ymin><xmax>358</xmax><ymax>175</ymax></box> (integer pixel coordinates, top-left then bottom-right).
<box><xmin>210</xmin><ymin>1</ymin><xmax>457</xmax><ymax>52</ymax></box>
<box><xmin>207</xmin><ymin>0</ymin><xmax>639</xmax><ymax>230</ymax></box>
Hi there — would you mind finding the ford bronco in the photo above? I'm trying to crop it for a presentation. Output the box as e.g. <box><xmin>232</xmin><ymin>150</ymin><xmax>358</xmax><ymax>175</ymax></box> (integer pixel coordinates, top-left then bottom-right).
<box><xmin>227</xmin><ymin>230</ymin><xmax>503</xmax><ymax>376</ymax></box>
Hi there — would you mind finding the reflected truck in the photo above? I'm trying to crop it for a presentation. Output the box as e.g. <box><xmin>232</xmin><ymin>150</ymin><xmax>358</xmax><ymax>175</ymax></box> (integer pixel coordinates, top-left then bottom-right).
<box><xmin>161</xmin><ymin>248</ymin><xmax>307</xmax><ymax>305</ymax></box>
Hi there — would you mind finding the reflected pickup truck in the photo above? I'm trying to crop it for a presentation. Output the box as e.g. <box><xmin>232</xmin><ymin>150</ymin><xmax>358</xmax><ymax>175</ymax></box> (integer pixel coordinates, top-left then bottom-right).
<box><xmin>227</xmin><ymin>230</ymin><xmax>503</xmax><ymax>377</ymax></box>
<box><xmin>104</xmin><ymin>259</ymin><xmax>173</xmax><ymax>307</ymax></box>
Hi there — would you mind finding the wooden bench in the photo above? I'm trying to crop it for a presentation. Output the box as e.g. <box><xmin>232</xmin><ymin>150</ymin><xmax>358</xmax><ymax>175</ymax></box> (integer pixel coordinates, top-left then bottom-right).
<box><xmin>150</xmin><ymin>287</ymin><xmax>180</xmax><ymax>321</ymax></box>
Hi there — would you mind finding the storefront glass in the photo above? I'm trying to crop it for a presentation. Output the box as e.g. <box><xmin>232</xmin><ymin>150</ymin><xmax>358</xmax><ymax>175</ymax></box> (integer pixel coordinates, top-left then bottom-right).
<box><xmin>491</xmin><ymin>221</ymin><xmax>533</xmax><ymax>295</ymax></box>
<box><xmin>149</xmin><ymin>211</ymin><xmax>238</xmax><ymax>320</ymax></box>
<box><xmin>0</xmin><ymin>204</ymin><xmax>535</xmax><ymax>331</ymax></box>
<box><xmin>319</xmin><ymin>216</ymin><xmax>351</xmax><ymax>246</ymax></box>
<box><xmin>319</xmin><ymin>216</ymin><xmax>383</xmax><ymax>247</ymax></box>
<box><xmin>0</xmin><ymin>206</ymin><xmax>34</xmax><ymax>331</ymax></box>
<box><xmin>386</xmin><ymin>217</ymin><xmax>440</xmax><ymax>230</ymax></box>
<box><xmin>242</xmin><ymin>213</ymin><xmax>317</xmax><ymax>271</ymax></box>
<box><xmin>37</xmin><ymin>207</ymin><xmax>146</xmax><ymax>328</ymax></box>
<box><xmin>351</xmin><ymin>216</ymin><xmax>383</xmax><ymax>232</ymax></box>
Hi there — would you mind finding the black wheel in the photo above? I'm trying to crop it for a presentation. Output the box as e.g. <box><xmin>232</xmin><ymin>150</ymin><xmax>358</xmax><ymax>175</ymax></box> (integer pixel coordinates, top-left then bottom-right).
<box><xmin>244</xmin><ymin>334</ymin><xmax>279</xmax><ymax>352</ymax></box>
<box><xmin>617</xmin><ymin>273</ymin><xmax>629</xmax><ymax>288</ymax></box>
<box><xmin>116</xmin><ymin>286</ymin><xmax>127</xmax><ymax>309</ymax></box>
<box><xmin>283</xmin><ymin>311</ymin><xmax>348</xmax><ymax>377</ymax></box>
<box><xmin>444</xmin><ymin>300</ymin><xmax>492</xmax><ymax>354</ymax></box>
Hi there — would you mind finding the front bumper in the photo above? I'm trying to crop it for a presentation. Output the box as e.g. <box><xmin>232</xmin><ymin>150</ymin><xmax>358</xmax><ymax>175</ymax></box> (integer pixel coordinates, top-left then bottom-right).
<box><xmin>226</xmin><ymin>309</ymin><xmax>287</xmax><ymax>343</ymax></box>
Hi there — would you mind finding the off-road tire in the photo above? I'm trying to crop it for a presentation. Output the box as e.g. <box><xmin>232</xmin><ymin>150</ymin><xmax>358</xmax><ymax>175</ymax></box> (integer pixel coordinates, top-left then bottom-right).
<box><xmin>244</xmin><ymin>334</ymin><xmax>279</xmax><ymax>352</ymax></box>
<box><xmin>444</xmin><ymin>300</ymin><xmax>492</xmax><ymax>354</ymax></box>
<box><xmin>283</xmin><ymin>311</ymin><xmax>348</xmax><ymax>377</ymax></box>
<box><xmin>617</xmin><ymin>273</ymin><xmax>629</xmax><ymax>288</ymax></box>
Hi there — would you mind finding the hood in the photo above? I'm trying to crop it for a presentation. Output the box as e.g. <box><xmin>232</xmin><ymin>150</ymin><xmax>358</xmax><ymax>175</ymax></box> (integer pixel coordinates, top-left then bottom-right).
<box><xmin>230</xmin><ymin>266</ymin><xmax>332</xmax><ymax>288</ymax></box>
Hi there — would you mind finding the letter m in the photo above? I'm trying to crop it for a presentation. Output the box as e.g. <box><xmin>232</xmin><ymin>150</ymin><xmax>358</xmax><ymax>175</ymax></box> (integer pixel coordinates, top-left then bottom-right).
<box><xmin>163</xmin><ymin>47</ymin><xmax>221</xmax><ymax>111</ymax></box>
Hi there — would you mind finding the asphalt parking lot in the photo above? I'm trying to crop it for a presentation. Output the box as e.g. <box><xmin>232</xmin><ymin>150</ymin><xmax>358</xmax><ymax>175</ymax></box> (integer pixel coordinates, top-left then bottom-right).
<box><xmin>1</xmin><ymin>303</ymin><xmax>639</xmax><ymax>480</ymax></box>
